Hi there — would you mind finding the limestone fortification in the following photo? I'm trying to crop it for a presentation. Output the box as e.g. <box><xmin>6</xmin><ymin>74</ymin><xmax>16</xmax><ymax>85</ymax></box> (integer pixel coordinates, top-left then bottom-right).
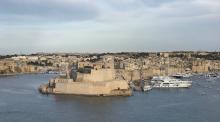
<box><xmin>39</xmin><ymin>69</ymin><xmax>132</xmax><ymax>96</ymax></box>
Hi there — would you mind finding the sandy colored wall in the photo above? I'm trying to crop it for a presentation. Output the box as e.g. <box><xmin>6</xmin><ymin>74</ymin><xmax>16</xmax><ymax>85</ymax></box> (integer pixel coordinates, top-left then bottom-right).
<box><xmin>122</xmin><ymin>67</ymin><xmax>189</xmax><ymax>81</ymax></box>
<box><xmin>53</xmin><ymin>80</ymin><xmax>129</xmax><ymax>95</ymax></box>
<box><xmin>77</xmin><ymin>69</ymin><xmax>115</xmax><ymax>82</ymax></box>
<box><xmin>192</xmin><ymin>66</ymin><xmax>209</xmax><ymax>73</ymax></box>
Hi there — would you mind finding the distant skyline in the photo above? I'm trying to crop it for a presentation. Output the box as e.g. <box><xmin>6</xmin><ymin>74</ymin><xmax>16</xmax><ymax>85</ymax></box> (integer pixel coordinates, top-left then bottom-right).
<box><xmin>0</xmin><ymin>0</ymin><xmax>220</xmax><ymax>54</ymax></box>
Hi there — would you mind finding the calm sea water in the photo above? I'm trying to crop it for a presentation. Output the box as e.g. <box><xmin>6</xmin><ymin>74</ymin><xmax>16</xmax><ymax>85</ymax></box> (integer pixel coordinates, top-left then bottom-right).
<box><xmin>0</xmin><ymin>74</ymin><xmax>220</xmax><ymax>122</ymax></box>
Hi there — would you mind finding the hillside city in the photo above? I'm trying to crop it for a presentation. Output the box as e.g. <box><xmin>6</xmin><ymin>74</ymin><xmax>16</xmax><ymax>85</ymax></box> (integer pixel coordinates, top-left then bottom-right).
<box><xmin>1</xmin><ymin>52</ymin><xmax>219</xmax><ymax>81</ymax></box>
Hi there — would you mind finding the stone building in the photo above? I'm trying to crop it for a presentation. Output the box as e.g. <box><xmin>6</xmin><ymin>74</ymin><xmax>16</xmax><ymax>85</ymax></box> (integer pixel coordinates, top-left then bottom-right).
<box><xmin>192</xmin><ymin>60</ymin><xmax>210</xmax><ymax>73</ymax></box>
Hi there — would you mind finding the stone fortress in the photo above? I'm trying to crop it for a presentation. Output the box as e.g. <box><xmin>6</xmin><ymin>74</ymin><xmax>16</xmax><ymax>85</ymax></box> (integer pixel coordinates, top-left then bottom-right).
<box><xmin>39</xmin><ymin>56</ymin><xmax>132</xmax><ymax>96</ymax></box>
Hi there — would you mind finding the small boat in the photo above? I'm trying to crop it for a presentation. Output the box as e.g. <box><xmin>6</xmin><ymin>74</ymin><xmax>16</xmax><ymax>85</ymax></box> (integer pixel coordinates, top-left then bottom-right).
<box><xmin>143</xmin><ymin>85</ymin><xmax>153</xmax><ymax>91</ymax></box>
<box><xmin>201</xmin><ymin>92</ymin><xmax>206</xmax><ymax>96</ymax></box>
<box><xmin>140</xmin><ymin>80</ymin><xmax>153</xmax><ymax>92</ymax></box>
<box><xmin>171</xmin><ymin>73</ymin><xmax>192</xmax><ymax>79</ymax></box>
<box><xmin>47</xmin><ymin>71</ymin><xmax>60</xmax><ymax>74</ymax></box>
<box><xmin>205</xmin><ymin>73</ymin><xmax>219</xmax><ymax>78</ymax></box>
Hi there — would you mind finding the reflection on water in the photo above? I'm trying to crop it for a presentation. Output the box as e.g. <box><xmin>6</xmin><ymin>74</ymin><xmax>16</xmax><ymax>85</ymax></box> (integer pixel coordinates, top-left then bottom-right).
<box><xmin>0</xmin><ymin>74</ymin><xmax>220</xmax><ymax>122</ymax></box>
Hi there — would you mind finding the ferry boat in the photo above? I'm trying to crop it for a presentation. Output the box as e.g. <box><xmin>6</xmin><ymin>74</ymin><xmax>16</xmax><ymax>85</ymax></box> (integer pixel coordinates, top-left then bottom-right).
<box><xmin>151</xmin><ymin>76</ymin><xmax>192</xmax><ymax>88</ymax></box>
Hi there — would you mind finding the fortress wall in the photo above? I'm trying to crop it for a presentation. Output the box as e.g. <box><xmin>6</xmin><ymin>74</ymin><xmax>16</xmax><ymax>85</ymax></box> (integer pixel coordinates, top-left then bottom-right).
<box><xmin>80</xmin><ymin>69</ymin><xmax>115</xmax><ymax>82</ymax></box>
<box><xmin>107</xmin><ymin>80</ymin><xmax>129</xmax><ymax>90</ymax></box>
<box><xmin>54</xmin><ymin>78</ymin><xmax>73</xmax><ymax>83</ymax></box>
<box><xmin>0</xmin><ymin>66</ymin><xmax>7</xmax><ymax>71</ymax></box>
<box><xmin>192</xmin><ymin>65</ymin><xmax>209</xmax><ymax>73</ymax></box>
<box><xmin>53</xmin><ymin>80</ymin><xmax>129</xmax><ymax>95</ymax></box>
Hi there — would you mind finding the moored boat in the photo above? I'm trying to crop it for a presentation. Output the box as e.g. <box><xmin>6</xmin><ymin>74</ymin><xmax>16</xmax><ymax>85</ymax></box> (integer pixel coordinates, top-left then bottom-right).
<box><xmin>151</xmin><ymin>76</ymin><xmax>192</xmax><ymax>88</ymax></box>
<box><xmin>171</xmin><ymin>73</ymin><xmax>192</xmax><ymax>79</ymax></box>
<box><xmin>143</xmin><ymin>85</ymin><xmax>153</xmax><ymax>91</ymax></box>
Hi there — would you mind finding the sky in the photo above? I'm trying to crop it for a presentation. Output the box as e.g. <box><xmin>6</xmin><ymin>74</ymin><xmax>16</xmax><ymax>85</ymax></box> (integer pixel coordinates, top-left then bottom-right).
<box><xmin>0</xmin><ymin>0</ymin><xmax>220</xmax><ymax>54</ymax></box>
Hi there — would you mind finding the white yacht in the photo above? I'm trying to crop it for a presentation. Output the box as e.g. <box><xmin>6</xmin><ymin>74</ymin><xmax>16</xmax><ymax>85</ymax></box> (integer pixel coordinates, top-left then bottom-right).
<box><xmin>151</xmin><ymin>76</ymin><xmax>192</xmax><ymax>88</ymax></box>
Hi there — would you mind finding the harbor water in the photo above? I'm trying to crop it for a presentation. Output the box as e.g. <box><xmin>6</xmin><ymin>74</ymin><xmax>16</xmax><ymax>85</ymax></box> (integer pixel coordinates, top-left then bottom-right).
<box><xmin>0</xmin><ymin>74</ymin><xmax>220</xmax><ymax>122</ymax></box>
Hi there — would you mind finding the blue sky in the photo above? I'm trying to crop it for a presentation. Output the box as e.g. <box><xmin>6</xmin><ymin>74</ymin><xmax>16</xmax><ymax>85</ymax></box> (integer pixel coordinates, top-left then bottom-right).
<box><xmin>0</xmin><ymin>0</ymin><xmax>220</xmax><ymax>54</ymax></box>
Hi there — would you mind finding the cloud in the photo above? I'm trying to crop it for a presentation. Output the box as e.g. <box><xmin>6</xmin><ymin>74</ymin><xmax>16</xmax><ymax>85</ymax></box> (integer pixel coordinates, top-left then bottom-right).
<box><xmin>1</xmin><ymin>0</ymin><xmax>219</xmax><ymax>24</ymax></box>
<box><xmin>0</xmin><ymin>0</ymin><xmax>219</xmax><ymax>54</ymax></box>
<box><xmin>0</xmin><ymin>0</ymin><xmax>98</xmax><ymax>23</ymax></box>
